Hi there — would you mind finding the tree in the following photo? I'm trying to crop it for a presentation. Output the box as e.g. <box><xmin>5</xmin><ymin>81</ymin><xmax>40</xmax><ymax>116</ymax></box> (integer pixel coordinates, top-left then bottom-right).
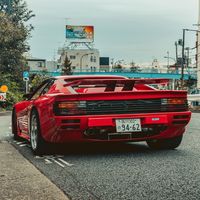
<box><xmin>29</xmin><ymin>74</ymin><xmax>49</xmax><ymax>92</ymax></box>
<box><xmin>0</xmin><ymin>0</ymin><xmax>35</xmax><ymax>81</ymax></box>
<box><xmin>62</xmin><ymin>55</ymin><xmax>72</xmax><ymax>75</ymax></box>
<box><xmin>0</xmin><ymin>71</ymin><xmax>23</xmax><ymax>109</ymax></box>
<box><xmin>112</xmin><ymin>64</ymin><xmax>122</xmax><ymax>72</ymax></box>
<box><xmin>0</xmin><ymin>0</ymin><xmax>35</xmax><ymax>109</ymax></box>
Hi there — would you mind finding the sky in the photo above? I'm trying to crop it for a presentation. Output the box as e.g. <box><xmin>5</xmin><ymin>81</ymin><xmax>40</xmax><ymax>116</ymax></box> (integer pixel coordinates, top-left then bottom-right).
<box><xmin>26</xmin><ymin>0</ymin><xmax>199</xmax><ymax>65</ymax></box>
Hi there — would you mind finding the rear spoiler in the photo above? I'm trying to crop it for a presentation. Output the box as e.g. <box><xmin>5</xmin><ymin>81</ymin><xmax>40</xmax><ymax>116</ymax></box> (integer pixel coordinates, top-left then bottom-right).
<box><xmin>64</xmin><ymin>78</ymin><xmax>169</xmax><ymax>92</ymax></box>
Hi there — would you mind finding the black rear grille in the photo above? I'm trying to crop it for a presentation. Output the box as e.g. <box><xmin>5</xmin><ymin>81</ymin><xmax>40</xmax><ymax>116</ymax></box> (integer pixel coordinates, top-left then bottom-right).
<box><xmin>85</xmin><ymin>99</ymin><xmax>188</xmax><ymax>115</ymax></box>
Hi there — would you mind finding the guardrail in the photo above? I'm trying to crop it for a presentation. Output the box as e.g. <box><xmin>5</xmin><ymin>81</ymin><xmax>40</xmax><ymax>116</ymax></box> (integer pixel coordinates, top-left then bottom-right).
<box><xmin>29</xmin><ymin>70</ymin><xmax>197</xmax><ymax>80</ymax></box>
<box><xmin>187</xmin><ymin>94</ymin><xmax>200</xmax><ymax>102</ymax></box>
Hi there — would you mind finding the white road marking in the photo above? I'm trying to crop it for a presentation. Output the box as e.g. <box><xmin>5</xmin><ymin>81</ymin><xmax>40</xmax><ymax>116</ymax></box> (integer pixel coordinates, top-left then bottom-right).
<box><xmin>44</xmin><ymin>159</ymin><xmax>53</xmax><ymax>164</ymax></box>
<box><xmin>9</xmin><ymin>127</ymin><xmax>11</xmax><ymax>130</ymax></box>
<box><xmin>20</xmin><ymin>144</ymin><xmax>28</xmax><ymax>147</ymax></box>
<box><xmin>35</xmin><ymin>156</ymin><xmax>44</xmax><ymax>159</ymax></box>
<box><xmin>57</xmin><ymin>158</ymin><xmax>74</xmax><ymax>167</ymax></box>
<box><xmin>16</xmin><ymin>141</ymin><xmax>26</xmax><ymax>145</ymax></box>
<box><xmin>13</xmin><ymin>143</ymin><xmax>74</xmax><ymax>168</ymax></box>
<box><xmin>53</xmin><ymin>159</ymin><xmax>65</xmax><ymax>168</ymax></box>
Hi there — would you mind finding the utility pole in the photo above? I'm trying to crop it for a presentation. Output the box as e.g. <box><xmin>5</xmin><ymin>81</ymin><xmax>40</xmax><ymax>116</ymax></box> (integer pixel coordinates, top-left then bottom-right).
<box><xmin>175</xmin><ymin>42</ymin><xmax>178</xmax><ymax>63</ymax></box>
<box><xmin>167</xmin><ymin>51</ymin><xmax>169</xmax><ymax>69</ymax></box>
<box><xmin>181</xmin><ymin>29</ymin><xmax>186</xmax><ymax>89</ymax></box>
<box><xmin>180</xmin><ymin>28</ymin><xmax>200</xmax><ymax>89</ymax></box>
<box><xmin>185</xmin><ymin>47</ymin><xmax>190</xmax><ymax>69</ymax></box>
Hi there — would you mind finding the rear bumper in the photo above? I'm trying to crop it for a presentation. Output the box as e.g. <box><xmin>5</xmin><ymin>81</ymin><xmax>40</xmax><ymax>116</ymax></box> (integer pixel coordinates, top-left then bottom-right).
<box><xmin>41</xmin><ymin>111</ymin><xmax>191</xmax><ymax>143</ymax></box>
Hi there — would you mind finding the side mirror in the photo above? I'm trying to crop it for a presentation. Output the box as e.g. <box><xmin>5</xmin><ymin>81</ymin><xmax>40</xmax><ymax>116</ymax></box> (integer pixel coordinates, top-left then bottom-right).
<box><xmin>23</xmin><ymin>93</ymin><xmax>32</xmax><ymax>100</ymax></box>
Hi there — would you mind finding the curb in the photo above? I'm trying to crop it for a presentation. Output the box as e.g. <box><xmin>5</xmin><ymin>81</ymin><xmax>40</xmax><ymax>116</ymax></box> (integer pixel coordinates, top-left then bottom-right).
<box><xmin>0</xmin><ymin>142</ymin><xmax>69</xmax><ymax>200</ymax></box>
<box><xmin>0</xmin><ymin>111</ymin><xmax>12</xmax><ymax>116</ymax></box>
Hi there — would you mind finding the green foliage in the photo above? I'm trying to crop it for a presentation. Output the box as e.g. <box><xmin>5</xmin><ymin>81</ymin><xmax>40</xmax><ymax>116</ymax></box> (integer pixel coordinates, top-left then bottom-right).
<box><xmin>0</xmin><ymin>72</ymin><xmax>23</xmax><ymax>109</ymax></box>
<box><xmin>29</xmin><ymin>74</ymin><xmax>50</xmax><ymax>92</ymax></box>
<box><xmin>112</xmin><ymin>64</ymin><xmax>122</xmax><ymax>72</ymax></box>
<box><xmin>62</xmin><ymin>55</ymin><xmax>72</xmax><ymax>75</ymax></box>
<box><xmin>0</xmin><ymin>0</ymin><xmax>34</xmax><ymax>80</ymax></box>
<box><xmin>0</xmin><ymin>0</ymin><xmax>35</xmax><ymax>109</ymax></box>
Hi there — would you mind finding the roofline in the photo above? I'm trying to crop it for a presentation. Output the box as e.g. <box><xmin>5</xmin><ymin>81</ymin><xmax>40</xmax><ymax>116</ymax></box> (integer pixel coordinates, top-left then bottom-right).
<box><xmin>55</xmin><ymin>75</ymin><xmax>127</xmax><ymax>80</ymax></box>
<box><xmin>27</xmin><ymin>59</ymin><xmax>46</xmax><ymax>62</ymax></box>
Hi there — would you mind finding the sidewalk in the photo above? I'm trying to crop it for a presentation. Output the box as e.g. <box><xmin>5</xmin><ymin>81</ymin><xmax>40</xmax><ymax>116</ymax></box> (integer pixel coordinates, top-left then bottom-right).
<box><xmin>0</xmin><ymin>110</ymin><xmax>12</xmax><ymax>116</ymax></box>
<box><xmin>0</xmin><ymin>141</ymin><xmax>69</xmax><ymax>200</ymax></box>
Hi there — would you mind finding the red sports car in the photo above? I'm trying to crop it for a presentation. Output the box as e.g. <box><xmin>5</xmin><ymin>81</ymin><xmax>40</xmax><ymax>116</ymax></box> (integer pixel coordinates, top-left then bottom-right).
<box><xmin>12</xmin><ymin>75</ymin><xmax>191</xmax><ymax>154</ymax></box>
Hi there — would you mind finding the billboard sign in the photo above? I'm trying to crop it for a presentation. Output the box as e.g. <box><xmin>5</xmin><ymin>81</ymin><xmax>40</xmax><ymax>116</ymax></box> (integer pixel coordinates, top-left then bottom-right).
<box><xmin>66</xmin><ymin>25</ymin><xmax>94</xmax><ymax>42</ymax></box>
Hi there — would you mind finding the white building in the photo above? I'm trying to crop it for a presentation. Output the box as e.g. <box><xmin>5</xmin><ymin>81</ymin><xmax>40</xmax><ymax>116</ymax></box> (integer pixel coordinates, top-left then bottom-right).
<box><xmin>58</xmin><ymin>48</ymin><xmax>100</xmax><ymax>72</ymax></box>
<box><xmin>46</xmin><ymin>61</ymin><xmax>58</xmax><ymax>72</ymax></box>
<box><xmin>26</xmin><ymin>57</ymin><xmax>47</xmax><ymax>72</ymax></box>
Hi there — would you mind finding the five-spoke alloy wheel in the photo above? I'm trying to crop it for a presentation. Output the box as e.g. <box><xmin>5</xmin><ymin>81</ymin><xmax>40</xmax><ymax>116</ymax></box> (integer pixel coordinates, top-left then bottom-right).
<box><xmin>30</xmin><ymin>109</ymin><xmax>46</xmax><ymax>155</ymax></box>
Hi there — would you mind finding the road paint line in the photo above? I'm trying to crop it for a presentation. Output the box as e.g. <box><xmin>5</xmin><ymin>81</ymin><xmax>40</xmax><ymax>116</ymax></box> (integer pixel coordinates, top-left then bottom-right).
<box><xmin>35</xmin><ymin>156</ymin><xmax>44</xmax><ymax>159</ymax></box>
<box><xmin>45</xmin><ymin>156</ymin><xmax>57</xmax><ymax>159</ymax></box>
<box><xmin>19</xmin><ymin>144</ymin><xmax>28</xmax><ymax>147</ymax></box>
<box><xmin>57</xmin><ymin>158</ymin><xmax>74</xmax><ymax>167</ymax></box>
<box><xmin>53</xmin><ymin>159</ymin><xmax>65</xmax><ymax>168</ymax></box>
<box><xmin>16</xmin><ymin>141</ymin><xmax>26</xmax><ymax>145</ymax></box>
<box><xmin>44</xmin><ymin>159</ymin><xmax>52</xmax><ymax>164</ymax></box>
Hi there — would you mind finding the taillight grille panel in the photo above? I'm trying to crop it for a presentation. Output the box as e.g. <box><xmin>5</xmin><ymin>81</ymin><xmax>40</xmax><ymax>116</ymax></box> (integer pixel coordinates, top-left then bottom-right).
<box><xmin>54</xmin><ymin>99</ymin><xmax>188</xmax><ymax>116</ymax></box>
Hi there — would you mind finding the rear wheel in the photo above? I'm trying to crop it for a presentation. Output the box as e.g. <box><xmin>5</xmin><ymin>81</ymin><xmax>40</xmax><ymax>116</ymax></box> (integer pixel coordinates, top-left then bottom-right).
<box><xmin>12</xmin><ymin>109</ymin><xmax>21</xmax><ymax>140</ymax></box>
<box><xmin>146</xmin><ymin>135</ymin><xmax>183</xmax><ymax>150</ymax></box>
<box><xmin>30</xmin><ymin>109</ymin><xmax>46</xmax><ymax>155</ymax></box>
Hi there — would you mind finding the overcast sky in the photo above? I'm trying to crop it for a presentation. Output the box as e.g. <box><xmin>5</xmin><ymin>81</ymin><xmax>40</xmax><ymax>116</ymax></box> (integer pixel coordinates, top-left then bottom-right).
<box><xmin>26</xmin><ymin>0</ymin><xmax>199</xmax><ymax>65</ymax></box>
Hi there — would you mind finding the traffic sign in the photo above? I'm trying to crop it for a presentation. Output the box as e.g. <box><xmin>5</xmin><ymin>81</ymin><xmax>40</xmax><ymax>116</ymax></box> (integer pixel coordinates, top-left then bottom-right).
<box><xmin>0</xmin><ymin>93</ymin><xmax>6</xmax><ymax>102</ymax></box>
<box><xmin>0</xmin><ymin>85</ymin><xmax>8</xmax><ymax>93</ymax></box>
<box><xmin>23</xmin><ymin>71</ymin><xmax>29</xmax><ymax>78</ymax></box>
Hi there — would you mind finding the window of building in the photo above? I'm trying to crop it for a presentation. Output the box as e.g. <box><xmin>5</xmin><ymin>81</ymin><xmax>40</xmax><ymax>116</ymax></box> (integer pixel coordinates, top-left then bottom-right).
<box><xmin>90</xmin><ymin>56</ymin><xmax>93</xmax><ymax>62</ymax></box>
<box><xmin>90</xmin><ymin>55</ymin><xmax>96</xmax><ymax>62</ymax></box>
<box><xmin>70</xmin><ymin>55</ymin><xmax>76</xmax><ymax>59</ymax></box>
<box><xmin>90</xmin><ymin>66</ymin><xmax>96</xmax><ymax>72</ymax></box>
<box><xmin>38</xmin><ymin>62</ymin><xmax>43</xmax><ymax>67</ymax></box>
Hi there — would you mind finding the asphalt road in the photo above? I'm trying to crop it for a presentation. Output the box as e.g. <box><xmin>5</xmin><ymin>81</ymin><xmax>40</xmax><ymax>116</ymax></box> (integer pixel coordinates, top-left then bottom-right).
<box><xmin>1</xmin><ymin>113</ymin><xmax>200</xmax><ymax>200</ymax></box>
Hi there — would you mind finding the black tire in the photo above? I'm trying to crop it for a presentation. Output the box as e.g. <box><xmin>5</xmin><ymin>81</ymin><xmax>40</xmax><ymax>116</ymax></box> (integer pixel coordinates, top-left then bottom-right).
<box><xmin>30</xmin><ymin>109</ymin><xmax>47</xmax><ymax>155</ymax></box>
<box><xmin>146</xmin><ymin>135</ymin><xmax>183</xmax><ymax>150</ymax></box>
<box><xmin>12</xmin><ymin>109</ymin><xmax>21</xmax><ymax>140</ymax></box>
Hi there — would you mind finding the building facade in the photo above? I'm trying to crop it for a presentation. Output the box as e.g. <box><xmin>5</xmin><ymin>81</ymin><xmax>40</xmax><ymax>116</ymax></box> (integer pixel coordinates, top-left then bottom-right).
<box><xmin>27</xmin><ymin>57</ymin><xmax>47</xmax><ymax>72</ymax></box>
<box><xmin>58</xmin><ymin>48</ymin><xmax>100</xmax><ymax>72</ymax></box>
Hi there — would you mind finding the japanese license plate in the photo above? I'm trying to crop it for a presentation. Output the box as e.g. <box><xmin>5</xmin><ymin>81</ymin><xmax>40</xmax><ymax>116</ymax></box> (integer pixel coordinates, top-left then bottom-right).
<box><xmin>116</xmin><ymin>119</ymin><xmax>141</xmax><ymax>133</ymax></box>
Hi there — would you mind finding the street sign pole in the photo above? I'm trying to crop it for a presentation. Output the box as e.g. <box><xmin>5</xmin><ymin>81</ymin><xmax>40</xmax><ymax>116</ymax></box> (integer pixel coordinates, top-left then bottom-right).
<box><xmin>26</xmin><ymin>80</ymin><xmax>29</xmax><ymax>94</ymax></box>
<box><xmin>23</xmin><ymin>71</ymin><xmax>30</xmax><ymax>94</ymax></box>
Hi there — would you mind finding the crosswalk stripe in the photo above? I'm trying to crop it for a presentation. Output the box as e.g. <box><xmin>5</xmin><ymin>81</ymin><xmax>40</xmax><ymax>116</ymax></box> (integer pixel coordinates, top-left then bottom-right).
<box><xmin>58</xmin><ymin>158</ymin><xmax>74</xmax><ymax>167</ymax></box>
<box><xmin>53</xmin><ymin>159</ymin><xmax>65</xmax><ymax>168</ymax></box>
